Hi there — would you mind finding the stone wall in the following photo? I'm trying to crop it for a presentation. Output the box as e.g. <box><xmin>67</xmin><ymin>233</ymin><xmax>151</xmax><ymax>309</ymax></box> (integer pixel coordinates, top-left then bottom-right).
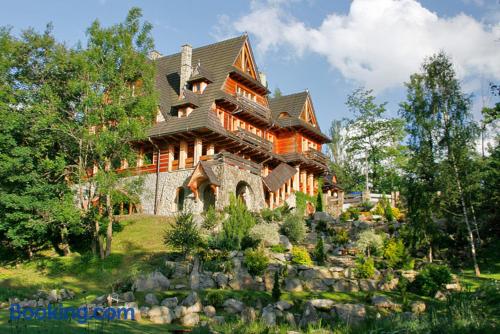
<box><xmin>138</xmin><ymin>161</ymin><xmax>266</xmax><ymax>216</ymax></box>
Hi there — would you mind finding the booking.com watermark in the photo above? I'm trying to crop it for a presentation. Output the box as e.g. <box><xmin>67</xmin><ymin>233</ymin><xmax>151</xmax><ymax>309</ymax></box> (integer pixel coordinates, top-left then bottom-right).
<box><xmin>10</xmin><ymin>303</ymin><xmax>135</xmax><ymax>324</ymax></box>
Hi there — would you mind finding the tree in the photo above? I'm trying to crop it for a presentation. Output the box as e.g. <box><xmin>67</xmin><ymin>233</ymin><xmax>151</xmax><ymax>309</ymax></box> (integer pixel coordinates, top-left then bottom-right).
<box><xmin>164</xmin><ymin>212</ymin><xmax>202</xmax><ymax>257</ymax></box>
<box><xmin>400</xmin><ymin>53</ymin><xmax>481</xmax><ymax>276</ymax></box>
<box><xmin>273</xmin><ymin>87</ymin><xmax>282</xmax><ymax>98</ymax></box>
<box><xmin>272</xmin><ymin>270</ymin><xmax>281</xmax><ymax>301</ymax></box>
<box><xmin>344</xmin><ymin>88</ymin><xmax>406</xmax><ymax>193</ymax></box>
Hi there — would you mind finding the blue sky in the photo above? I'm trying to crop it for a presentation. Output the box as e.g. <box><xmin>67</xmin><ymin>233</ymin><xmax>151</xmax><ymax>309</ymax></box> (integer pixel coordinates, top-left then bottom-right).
<box><xmin>1</xmin><ymin>0</ymin><xmax>499</xmax><ymax>130</ymax></box>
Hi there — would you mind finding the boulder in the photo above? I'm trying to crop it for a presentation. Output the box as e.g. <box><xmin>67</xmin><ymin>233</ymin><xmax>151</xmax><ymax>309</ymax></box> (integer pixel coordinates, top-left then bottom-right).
<box><xmin>435</xmin><ymin>290</ymin><xmax>447</xmax><ymax>301</ymax></box>
<box><xmin>445</xmin><ymin>283</ymin><xmax>461</xmax><ymax>291</ymax></box>
<box><xmin>261</xmin><ymin>304</ymin><xmax>276</xmax><ymax>326</ymax></box>
<box><xmin>203</xmin><ymin>305</ymin><xmax>216</xmax><ymax>318</ymax></box>
<box><xmin>180</xmin><ymin>313</ymin><xmax>200</xmax><ymax>327</ymax></box>
<box><xmin>275</xmin><ymin>300</ymin><xmax>293</xmax><ymax>311</ymax></box>
<box><xmin>198</xmin><ymin>273</ymin><xmax>216</xmax><ymax>289</ymax></box>
<box><xmin>333</xmin><ymin>304</ymin><xmax>366</xmax><ymax>324</ymax></box>
<box><xmin>133</xmin><ymin>271</ymin><xmax>170</xmax><ymax>292</ymax></box>
<box><xmin>304</xmin><ymin>279</ymin><xmax>329</xmax><ymax>292</ymax></box>
<box><xmin>378</xmin><ymin>277</ymin><xmax>399</xmax><ymax>291</ymax></box>
<box><xmin>299</xmin><ymin>302</ymin><xmax>319</xmax><ymax>327</ymax></box>
<box><xmin>47</xmin><ymin>290</ymin><xmax>59</xmax><ymax>303</ymax></box>
<box><xmin>411</xmin><ymin>301</ymin><xmax>426</xmax><ymax>314</ymax></box>
<box><xmin>213</xmin><ymin>315</ymin><xmax>225</xmax><ymax>325</ymax></box>
<box><xmin>241</xmin><ymin>306</ymin><xmax>257</xmax><ymax>323</ymax></box>
<box><xmin>285</xmin><ymin>278</ymin><xmax>303</xmax><ymax>292</ymax></box>
<box><xmin>174</xmin><ymin>305</ymin><xmax>187</xmax><ymax>319</ymax></box>
<box><xmin>190</xmin><ymin>257</ymin><xmax>201</xmax><ymax>290</ymax></box>
<box><xmin>147</xmin><ymin>306</ymin><xmax>163</xmax><ymax>318</ymax></box>
<box><xmin>181</xmin><ymin>291</ymin><xmax>202</xmax><ymax>314</ymax></box>
<box><xmin>371</xmin><ymin>295</ymin><xmax>400</xmax><ymax>310</ymax></box>
<box><xmin>150</xmin><ymin>306</ymin><xmax>174</xmax><ymax>324</ymax></box>
<box><xmin>310</xmin><ymin>299</ymin><xmax>335</xmax><ymax>311</ymax></box>
<box><xmin>314</xmin><ymin>212</ymin><xmax>333</xmax><ymax>222</ymax></box>
<box><xmin>333</xmin><ymin>279</ymin><xmax>359</xmax><ymax>292</ymax></box>
<box><xmin>401</xmin><ymin>270</ymin><xmax>418</xmax><ymax>282</ymax></box>
<box><xmin>122</xmin><ymin>291</ymin><xmax>135</xmax><ymax>302</ymax></box>
<box><xmin>283</xmin><ymin>311</ymin><xmax>296</xmax><ymax>326</ymax></box>
<box><xmin>279</xmin><ymin>235</ymin><xmax>293</xmax><ymax>251</ymax></box>
<box><xmin>358</xmin><ymin>279</ymin><xmax>378</xmax><ymax>292</ymax></box>
<box><xmin>140</xmin><ymin>306</ymin><xmax>150</xmax><ymax>318</ymax></box>
<box><xmin>214</xmin><ymin>272</ymin><xmax>229</xmax><ymax>289</ymax></box>
<box><xmin>160</xmin><ymin>297</ymin><xmax>178</xmax><ymax>308</ymax></box>
<box><xmin>223</xmin><ymin>298</ymin><xmax>245</xmax><ymax>313</ymax></box>
<box><xmin>145</xmin><ymin>293</ymin><xmax>159</xmax><ymax>306</ymax></box>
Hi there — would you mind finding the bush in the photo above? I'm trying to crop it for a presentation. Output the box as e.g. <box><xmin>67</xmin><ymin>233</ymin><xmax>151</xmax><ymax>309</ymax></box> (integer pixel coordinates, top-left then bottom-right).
<box><xmin>218</xmin><ymin>194</ymin><xmax>256</xmax><ymax>250</ymax></box>
<box><xmin>359</xmin><ymin>201</ymin><xmax>374</xmax><ymax>212</ymax></box>
<box><xmin>316</xmin><ymin>191</ymin><xmax>323</xmax><ymax>212</ymax></box>
<box><xmin>270</xmin><ymin>244</ymin><xmax>286</xmax><ymax>253</ymax></box>
<box><xmin>383</xmin><ymin>238</ymin><xmax>414</xmax><ymax>270</ymax></box>
<box><xmin>410</xmin><ymin>264</ymin><xmax>452</xmax><ymax>297</ymax></box>
<box><xmin>385</xmin><ymin>200</ymin><xmax>394</xmax><ymax>222</ymax></box>
<box><xmin>372</xmin><ymin>201</ymin><xmax>385</xmax><ymax>216</ymax></box>
<box><xmin>204</xmin><ymin>290</ymin><xmax>225</xmax><ymax>307</ymax></box>
<box><xmin>244</xmin><ymin>248</ymin><xmax>269</xmax><ymax>276</ymax></box>
<box><xmin>295</xmin><ymin>191</ymin><xmax>315</xmax><ymax>215</ymax></box>
<box><xmin>339</xmin><ymin>210</ymin><xmax>351</xmax><ymax>222</ymax></box>
<box><xmin>355</xmin><ymin>255</ymin><xmax>375</xmax><ymax>278</ymax></box>
<box><xmin>199</xmin><ymin>249</ymin><xmax>233</xmax><ymax>273</ymax></box>
<box><xmin>356</xmin><ymin>229</ymin><xmax>384</xmax><ymax>257</ymax></box>
<box><xmin>272</xmin><ymin>270</ymin><xmax>281</xmax><ymax>301</ymax></box>
<box><xmin>391</xmin><ymin>207</ymin><xmax>404</xmax><ymax>222</ymax></box>
<box><xmin>333</xmin><ymin>228</ymin><xmax>350</xmax><ymax>246</ymax></box>
<box><xmin>291</xmin><ymin>246</ymin><xmax>313</xmax><ymax>266</ymax></box>
<box><xmin>164</xmin><ymin>212</ymin><xmax>202</xmax><ymax>256</ymax></box>
<box><xmin>202</xmin><ymin>206</ymin><xmax>221</xmax><ymax>230</ymax></box>
<box><xmin>313</xmin><ymin>238</ymin><xmax>326</xmax><ymax>265</ymax></box>
<box><xmin>281</xmin><ymin>214</ymin><xmax>306</xmax><ymax>244</ymax></box>
<box><xmin>249</xmin><ymin>223</ymin><xmax>280</xmax><ymax>247</ymax></box>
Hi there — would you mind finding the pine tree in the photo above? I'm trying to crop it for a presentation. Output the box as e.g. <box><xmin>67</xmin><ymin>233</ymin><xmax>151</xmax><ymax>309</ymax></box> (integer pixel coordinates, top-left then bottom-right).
<box><xmin>272</xmin><ymin>270</ymin><xmax>281</xmax><ymax>301</ymax></box>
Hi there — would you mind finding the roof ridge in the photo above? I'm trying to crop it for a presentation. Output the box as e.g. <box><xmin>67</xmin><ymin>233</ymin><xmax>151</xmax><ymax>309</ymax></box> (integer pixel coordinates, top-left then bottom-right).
<box><xmin>269</xmin><ymin>90</ymin><xmax>309</xmax><ymax>101</ymax></box>
<box><xmin>156</xmin><ymin>35</ymin><xmax>246</xmax><ymax>60</ymax></box>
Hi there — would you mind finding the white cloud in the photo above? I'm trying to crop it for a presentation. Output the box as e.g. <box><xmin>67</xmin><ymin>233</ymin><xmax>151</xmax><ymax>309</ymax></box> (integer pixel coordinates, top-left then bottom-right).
<box><xmin>219</xmin><ymin>0</ymin><xmax>500</xmax><ymax>91</ymax></box>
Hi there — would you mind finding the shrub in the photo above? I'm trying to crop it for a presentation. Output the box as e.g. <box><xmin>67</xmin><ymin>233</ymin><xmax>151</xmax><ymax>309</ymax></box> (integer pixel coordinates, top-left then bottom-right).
<box><xmin>356</xmin><ymin>229</ymin><xmax>384</xmax><ymax>257</ymax></box>
<box><xmin>383</xmin><ymin>238</ymin><xmax>413</xmax><ymax>269</ymax></box>
<box><xmin>333</xmin><ymin>228</ymin><xmax>350</xmax><ymax>246</ymax></box>
<box><xmin>291</xmin><ymin>246</ymin><xmax>313</xmax><ymax>266</ymax></box>
<box><xmin>204</xmin><ymin>290</ymin><xmax>225</xmax><ymax>307</ymax></box>
<box><xmin>249</xmin><ymin>223</ymin><xmax>280</xmax><ymax>247</ymax></box>
<box><xmin>202</xmin><ymin>206</ymin><xmax>221</xmax><ymax>230</ymax></box>
<box><xmin>313</xmin><ymin>238</ymin><xmax>326</xmax><ymax>265</ymax></box>
<box><xmin>218</xmin><ymin>194</ymin><xmax>257</xmax><ymax>250</ymax></box>
<box><xmin>316</xmin><ymin>191</ymin><xmax>323</xmax><ymax>212</ymax></box>
<box><xmin>270</xmin><ymin>244</ymin><xmax>286</xmax><ymax>253</ymax></box>
<box><xmin>372</xmin><ymin>201</ymin><xmax>385</xmax><ymax>216</ymax></box>
<box><xmin>260</xmin><ymin>208</ymin><xmax>278</xmax><ymax>223</ymax></box>
<box><xmin>272</xmin><ymin>270</ymin><xmax>281</xmax><ymax>301</ymax></box>
<box><xmin>295</xmin><ymin>191</ymin><xmax>315</xmax><ymax>215</ymax></box>
<box><xmin>164</xmin><ymin>212</ymin><xmax>202</xmax><ymax>256</ymax></box>
<box><xmin>354</xmin><ymin>255</ymin><xmax>375</xmax><ymax>278</ymax></box>
<box><xmin>199</xmin><ymin>249</ymin><xmax>233</xmax><ymax>273</ymax></box>
<box><xmin>391</xmin><ymin>207</ymin><xmax>404</xmax><ymax>222</ymax></box>
<box><xmin>346</xmin><ymin>206</ymin><xmax>360</xmax><ymax>220</ymax></box>
<box><xmin>385</xmin><ymin>201</ymin><xmax>394</xmax><ymax>222</ymax></box>
<box><xmin>244</xmin><ymin>248</ymin><xmax>269</xmax><ymax>277</ymax></box>
<box><xmin>359</xmin><ymin>201</ymin><xmax>374</xmax><ymax>212</ymax></box>
<box><xmin>339</xmin><ymin>210</ymin><xmax>351</xmax><ymax>222</ymax></box>
<box><xmin>281</xmin><ymin>214</ymin><xmax>306</xmax><ymax>243</ymax></box>
<box><xmin>410</xmin><ymin>264</ymin><xmax>452</xmax><ymax>297</ymax></box>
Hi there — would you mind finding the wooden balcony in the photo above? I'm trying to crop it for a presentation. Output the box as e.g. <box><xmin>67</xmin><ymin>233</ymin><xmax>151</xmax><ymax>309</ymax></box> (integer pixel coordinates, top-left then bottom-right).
<box><xmin>235</xmin><ymin>92</ymin><xmax>271</xmax><ymax>120</ymax></box>
<box><xmin>234</xmin><ymin>127</ymin><xmax>273</xmax><ymax>152</ymax></box>
<box><xmin>214</xmin><ymin>151</ymin><xmax>262</xmax><ymax>175</ymax></box>
<box><xmin>304</xmin><ymin>148</ymin><xmax>328</xmax><ymax>166</ymax></box>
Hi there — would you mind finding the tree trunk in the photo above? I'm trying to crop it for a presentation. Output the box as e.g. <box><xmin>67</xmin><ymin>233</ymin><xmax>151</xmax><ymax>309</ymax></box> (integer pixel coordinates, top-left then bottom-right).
<box><xmin>428</xmin><ymin>244</ymin><xmax>433</xmax><ymax>263</ymax></box>
<box><xmin>60</xmin><ymin>225</ymin><xmax>71</xmax><ymax>256</ymax></box>
<box><xmin>469</xmin><ymin>204</ymin><xmax>481</xmax><ymax>247</ymax></box>
<box><xmin>95</xmin><ymin>220</ymin><xmax>104</xmax><ymax>259</ymax></box>
<box><xmin>105</xmin><ymin>193</ymin><xmax>113</xmax><ymax>257</ymax></box>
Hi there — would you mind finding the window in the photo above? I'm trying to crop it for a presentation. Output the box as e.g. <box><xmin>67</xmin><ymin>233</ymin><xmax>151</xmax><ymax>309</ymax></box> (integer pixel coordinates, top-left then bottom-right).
<box><xmin>176</xmin><ymin>187</ymin><xmax>185</xmax><ymax>212</ymax></box>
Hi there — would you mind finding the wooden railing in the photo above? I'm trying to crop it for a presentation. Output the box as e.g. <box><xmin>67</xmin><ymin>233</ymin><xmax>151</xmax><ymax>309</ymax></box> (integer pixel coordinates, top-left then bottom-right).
<box><xmin>234</xmin><ymin>127</ymin><xmax>273</xmax><ymax>151</ymax></box>
<box><xmin>215</xmin><ymin>151</ymin><xmax>262</xmax><ymax>175</ymax></box>
<box><xmin>304</xmin><ymin>148</ymin><xmax>328</xmax><ymax>165</ymax></box>
<box><xmin>235</xmin><ymin>92</ymin><xmax>271</xmax><ymax>120</ymax></box>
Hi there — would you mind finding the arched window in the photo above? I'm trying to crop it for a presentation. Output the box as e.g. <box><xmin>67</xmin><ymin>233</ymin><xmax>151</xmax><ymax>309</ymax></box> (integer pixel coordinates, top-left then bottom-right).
<box><xmin>176</xmin><ymin>187</ymin><xmax>185</xmax><ymax>212</ymax></box>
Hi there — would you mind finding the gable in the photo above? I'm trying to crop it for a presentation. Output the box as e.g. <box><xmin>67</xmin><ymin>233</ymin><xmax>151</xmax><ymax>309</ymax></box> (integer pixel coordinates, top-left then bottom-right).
<box><xmin>234</xmin><ymin>40</ymin><xmax>258</xmax><ymax>80</ymax></box>
<box><xmin>300</xmin><ymin>95</ymin><xmax>318</xmax><ymax>128</ymax></box>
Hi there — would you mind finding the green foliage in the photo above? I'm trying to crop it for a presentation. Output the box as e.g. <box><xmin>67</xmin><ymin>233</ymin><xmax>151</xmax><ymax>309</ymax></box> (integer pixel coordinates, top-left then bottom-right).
<box><xmin>272</xmin><ymin>270</ymin><xmax>281</xmax><ymax>301</ymax></box>
<box><xmin>359</xmin><ymin>201</ymin><xmax>374</xmax><ymax>212</ymax></box>
<box><xmin>202</xmin><ymin>206</ymin><xmax>220</xmax><ymax>230</ymax></box>
<box><xmin>347</xmin><ymin>206</ymin><xmax>361</xmax><ymax>220</ymax></box>
<box><xmin>313</xmin><ymin>238</ymin><xmax>326</xmax><ymax>265</ymax></box>
<box><xmin>383</xmin><ymin>238</ymin><xmax>414</xmax><ymax>270</ymax></box>
<box><xmin>356</xmin><ymin>229</ymin><xmax>384</xmax><ymax>256</ymax></box>
<box><xmin>333</xmin><ymin>228</ymin><xmax>350</xmax><ymax>246</ymax></box>
<box><xmin>270</xmin><ymin>244</ymin><xmax>286</xmax><ymax>253</ymax></box>
<box><xmin>410</xmin><ymin>264</ymin><xmax>452</xmax><ymax>297</ymax></box>
<box><xmin>163</xmin><ymin>212</ymin><xmax>202</xmax><ymax>256</ymax></box>
<box><xmin>291</xmin><ymin>246</ymin><xmax>313</xmax><ymax>266</ymax></box>
<box><xmin>385</xmin><ymin>200</ymin><xmax>395</xmax><ymax>222</ymax></box>
<box><xmin>354</xmin><ymin>255</ymin><xmax>375</xmax><ymax>278</ymax></box>
<box><xmin>295</xmin><ymin>191</ymin><xmax>315</xmax><ymax>215</ymax></box>
<box><xmin>204</xmin><ymin>290</ymin><xmax>225</xmax><ymax>307</ymax></box>
<box><xmin>316</xmin><ymin>179</ymin><xmax>324</xmax><ymax>212</ymax></box>
<box><xmin>217</xmin><ymin>194</ymin><xmax>256</xmax><ymax>250</ymax></box>
<box><xmin>280</xmin><ymin>214</ymin><xmax>306</xmax><ymax>244</ymax></box>
<box><xmin>244</xmin><ymin>248</ymin><xmax>269</xmax><ymax>277</ymax></box>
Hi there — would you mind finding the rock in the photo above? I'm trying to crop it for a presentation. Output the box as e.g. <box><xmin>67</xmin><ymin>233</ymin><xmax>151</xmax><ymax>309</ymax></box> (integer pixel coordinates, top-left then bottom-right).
<box><xmin>301</xmin><ymin>268</ymin><xmax>332</xmax><ymax>280</ymax></box>
<box><xmin>223</xmin><ymin>298</ymin><xmax>245</xmax><ymax>313</ymax></box>
<box><xmin>47</xmin><ymin>290</ymin><xmax>59</xmax><ymax>303</ymax></box>
<box><xmin>358</xmin><ymin>279</ymin><xmax>378</xmax><ymax>292</ymax></box>
<box><xmin>333</xmin><ymin>279</ymin><xmax>359</xmax><ymax>292</ymax></box>
<box><xmin>310</xmin><ymin>299</ymin><xmax>335</xmax><ymax>311</ymax></box>
<box><xmin>133</xmin><ymin>271</ymin><xmax>170</xmax><ymax>292</ymax></box>
<box><xmin>275</xmin><ymin>300</ymin><xmax>293</xmax><ymax>311</ymax></box>
<box><xmin>148</xmin><ymin>306</ymin><xmax>163</xmax><ymax>318</ymax></box>
<box><xmin>299</xmin><ymin>302</ymin><xmax>319</xmax><ymax>327</ymax></box>
<box><xmin>181</xmin><ymin>291</ymin><xmax>202</xmax><ymax>313</ymax></box>
<box><xmin>213</xmin><ymin>316</ymin><xmax>225</xmax><ymax>325</ymax></box>
<box><xmin>411</xmin><ymin>301</ymin><xmax>426</xmax><ymax>314</ymax></box>
<box><xmin>174</xmin><ymin>305</ymin><xmax>187</xmax><ymax>318</ymax></box>
<box><xmin>371</xmin><ymin>295</ymin><xmax>400</xmax><ymax>310</ymax></box>
<box><xmin>314</xmin><ymin>212</ymin><xmax>333</xmax><ymax>222</ymax></box>
<box><xmin>285</xmin><ymin>278</ymin><xmax>303</xmax><ymax>292</ymax></box>
<box><xmin>401</xmin><ymin>270</ymin><xmax>418</xmax><ymax>282</ymax></box>
<box><xmin>333</xmin><ymin>304</ymin><xmax>366</xmax><ymax>324</ymax></box>
<box><xmin>204</xmin><ymin>305</ymin><xmax>216</xmax><ymax>318</ymax></box>
<box><xmin>445</xmin><ymin>283</ymin><xmax>461</xmax><ymax>291</ymax></box>
<box><xmin>279</xmin><ymin>235</ymin><xmax>293</xmax><ymax>251</ymax></box>
<box><xmin>261</xmin><ymin>304</ymin><xmax>276</xmax><ymax>326</ymax></box>
<box><xmin>92</xmin><ymin>295</ymin><xmax>106</xmax><ymax>305</ymax></box>
<box><xmin>304</xmin><ymin>279</ymin><xmax>329</xmax><ymax>292</ymax></box>
<box><xmin>161</xmin><ymin>297</ymin><xmax>178</xmax><ymax>308</ymax></box>
<box><xmin>215</xmin><ymin>272</ymin><xmax>229</xmax><ymax>289</ymax></box>
<box><xmin>272</xmin><ymin>253</ymin><xmax>286</xmax><ymax>262</ymax></box>
<box><xmin>241</xmin><ymin>306</ymin><xmax>257</xmax><ymax>323</ymax></box>
<box><xmin>140</xmin><ymin>306</ymin><xmax>150</xmax><ymax>318</ymax></box>
<box><xmin>283</xmin><ymin>311</ymin><xmax>296</xmax><ymax>326</ymax></box>
<box><xmin>150</xmin><ymin>306</ymin><xmax>174</xmax><ymax>324</ymax></box>
<box><xmin>378</xmin><ymin>277</ymin><xmax>399</xmax><ymax>291</ymax></box>
<box><xmin>435</xmin><ymin>290</ymin><xmax>447</xmax><ymax>301</ymax></box>
<box><xmin>145</xmin><ymin>293</ymin><xmax>159</xmax><ymax>306</ymax></box>
<box><xmin>122</xmin><ymin>291</ymin><xmax>135</xmax><ymax>302</ymax></box>
<box><xmin>180</xmin><ymin>313</ymin><xmax>200</xmax><ymax>327</ymax></box>
<box><xmin>199</xmin><ymin>273</ymin><xmax>216</xmax><ymax>289</ymax></box>
<box><xmin>190</xmin><ymin>257</ymin><xmax>201</xmax><ymax>290</ymax></box>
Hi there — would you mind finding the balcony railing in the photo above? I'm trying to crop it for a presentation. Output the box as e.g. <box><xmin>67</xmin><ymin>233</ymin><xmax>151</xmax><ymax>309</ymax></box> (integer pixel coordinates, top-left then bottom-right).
<box><xmin>235</xmin><ymin>92</ymin><xmax>271</xmax><ymax>120</ymax></box>
<box><xmin>234</xmin><ymin>127</ymin><xmax>273</xmax><ymax>151</ymax></box>
<box><xmin>304</xmin><ymin>148</ymin><xmax>328</xmax><ymax>165</ymax></box>
<box><xmin>215</xmin><ymin>151</ymin><xmax>262</xmax><ymax>175</ymax></box>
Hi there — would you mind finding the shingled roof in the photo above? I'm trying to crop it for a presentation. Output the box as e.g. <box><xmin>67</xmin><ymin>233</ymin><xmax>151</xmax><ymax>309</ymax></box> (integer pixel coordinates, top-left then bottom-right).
<box><xmin>148</xmin><ymin>35</ymin><xmax>247</xmax><ymax>138</ymax></box>
<box><xmin>263</xmin><ymin>163</ymin><xmax>297</xmax><ymax>192</ymax></box>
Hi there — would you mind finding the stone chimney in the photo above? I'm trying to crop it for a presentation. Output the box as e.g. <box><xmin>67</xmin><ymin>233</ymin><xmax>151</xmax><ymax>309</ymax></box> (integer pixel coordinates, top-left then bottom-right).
<box><xmin>259</xmin><ymin>71</ymin><xmax>267</xmax><ymax>88</ymax></box>
<box><xmin>180</xmin><ymin>44</ymin><xmax>192</xmax><ymax>94</ymax></box>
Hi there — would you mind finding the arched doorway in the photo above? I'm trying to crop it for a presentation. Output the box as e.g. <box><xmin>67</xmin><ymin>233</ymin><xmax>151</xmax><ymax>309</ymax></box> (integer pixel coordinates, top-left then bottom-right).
<box><xmin>236</xmin><ymin>181</ymin><xmax>253</xmax><ymax>208</ymax></box>
<box><xmin>176</xmin><ymin>187</ymin><xmax>185</xmax><ymax>212</ymax></box>
<box><xmin>201</xmin><ymin>183</ymin><xmax>216</xmax><ymax>211</ymax></box>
